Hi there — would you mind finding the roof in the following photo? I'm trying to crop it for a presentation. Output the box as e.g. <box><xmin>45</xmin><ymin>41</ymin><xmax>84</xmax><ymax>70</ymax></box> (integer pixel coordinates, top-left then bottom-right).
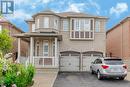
<box><xmin>0</xmin><ymin>17</ymin><xmax>24</xmax><ymax>33</ymax></box>
<box><xmin>26</xmin><ymin>9</ymin><xmax>108</xmax><ymax>22</ymax></box>
<box><xmin>57</xmin><ymin>12</ymin><xmax>107</xmax><ymax>18</ymax></box>
<box><xmin>13</xmin><ymin>32</ymin><xmax>62</xmax><ymax>41</ymax></box>
<box><xmin>32</xmin><ymin>9</ymin><xmax>60</xmax><ymax>18</ymax></box>
<box><xmin>107</xmin><ymin>16</ymin><xmax>130</xmax><ymax>34</ymax></box>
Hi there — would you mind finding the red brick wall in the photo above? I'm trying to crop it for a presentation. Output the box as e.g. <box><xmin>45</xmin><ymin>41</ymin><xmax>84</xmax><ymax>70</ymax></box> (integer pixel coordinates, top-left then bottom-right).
<box><xmin>107</xmin><ymin>19</ymin><xmax>130</xmax><ymax>59</ymax></box>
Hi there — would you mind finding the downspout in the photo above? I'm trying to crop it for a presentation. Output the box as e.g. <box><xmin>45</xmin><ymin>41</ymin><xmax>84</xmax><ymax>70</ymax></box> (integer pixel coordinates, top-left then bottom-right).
<box><xmin>121</xmin><ymin>23</ymin><xmax>123</xmax><ymax>58</ymax></box>
<box><xmin>129</xmin><ymin>20</ymin><xmax>130</xmax><ymax>58</ymax></box>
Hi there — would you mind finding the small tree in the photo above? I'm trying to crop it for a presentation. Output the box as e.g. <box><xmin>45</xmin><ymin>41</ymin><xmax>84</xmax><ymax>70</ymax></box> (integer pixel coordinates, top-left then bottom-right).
<box><xmin>0</xmin><ymin>29</ymin><xmax>13</xmax><ymax>55</ymax></box>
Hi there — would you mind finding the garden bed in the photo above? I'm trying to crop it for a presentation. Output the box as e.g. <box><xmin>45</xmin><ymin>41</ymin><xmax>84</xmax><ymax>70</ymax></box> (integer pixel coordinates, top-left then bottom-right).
<box><xmin>0</xmin><ymin>57</ymin><xmax>35</xmax><ymax>87</ymax></box>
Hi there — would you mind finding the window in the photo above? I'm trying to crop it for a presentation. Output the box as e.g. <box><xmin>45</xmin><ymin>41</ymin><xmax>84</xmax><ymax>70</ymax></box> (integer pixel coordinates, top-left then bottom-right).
<box><xmin>72</xmin><ymin>19</ymin><xmax>90</xmax><ymax>31</ymax></box>
<box><xmin>104</xmin><ymin>59</ymin><xmax>124</xmax><ymax>65</ymax></box>
<box><xmin>36</xmin><ymin>41</ymin><xmax>39</xmax><ymax>56</ymax></box>
<box><xmin>96</xmin><ymin>59</ymin><xmax>102</xmax><ymax>64</ymax></box>
<box><xmin>32</xmin><ymin>24</ymin><xmax>35</xmax><ymax>32</ymax></box>
<box><xmin>63</xmin><ymin>19</ymin><xmax>69</xmax><ymax>31</ymax></box>
<box><xmin>94</xmin><ymin>59</ymin><xmax>102</xmax><ymax>64</ymax></box>
<box><xmin>54</xmin><ymin>19</ymin><xmax>58</xmax><ymax>29</ymax></box>
<box><xmin>43</xmin><ymin>41</ymin><xmax>49</xmax><ymax>56</ymax></box>
<box><xmin>52</xmin><ymin>41</ymin><xmax>55</xmax><ymax>56</ymax></box>
<box><xmin>95</xmin><ymin>20</ymin><xmax>100</xmax><ymax>32</ymax></box>
<box><xmin>0</xmin><ymin>25</ymin><xmax>2</xmax><ymax>32</ymax></box>
<box><xmin>37</xmin><ymin>19</ymin><xmax>40</xmax><ymax>28</ymax></box>
<box><xmin>75</xmin><ymin>19</ymin><xmax>80</xmax><ymax>31</ymax></box>
<box><xmin>44</xmin><ymin>17</ymin><xmax>49</xmax><ymax>28</ymax></box>
<box><xmin>71</xmin><ymin>19</ymin><xmax>93</xmax><ymax>39</ymax></box>
<box><xmin>36</xmin><ymin>46</ymin><xmax>39</xmax><ymax>56</ymax></box>
<box><xmin>84</xmin><ymin>19</ymin><xmax>90</xmax><ymax>31</ymax></box>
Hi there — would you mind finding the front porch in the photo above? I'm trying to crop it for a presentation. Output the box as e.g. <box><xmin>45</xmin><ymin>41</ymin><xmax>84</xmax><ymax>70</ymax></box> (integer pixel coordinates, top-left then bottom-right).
<box><xmin>14</xmin><ymin>32</ymin><xmax>62</xmax><ymax>68</ymax></box>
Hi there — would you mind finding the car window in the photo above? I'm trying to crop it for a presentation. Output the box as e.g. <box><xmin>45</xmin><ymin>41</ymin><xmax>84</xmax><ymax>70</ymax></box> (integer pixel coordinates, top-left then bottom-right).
<box><xmin>96</xmin><ymin>59</ymin><xmax>102</xmax><ymax>64</ymax></box>
<box><xmin>104</xmin><ymin>59</ymin><xmax>124</xmax><ymax>65</ymax></box>
<box><xmin>93</xmin><ymin>59</ymin><xmax>97</xmax><ymax>64</ymax></box>
<box><xmin>93</xmin><ymin>59</ymin><xmax>102</xmax><ymax>64</ymax></box>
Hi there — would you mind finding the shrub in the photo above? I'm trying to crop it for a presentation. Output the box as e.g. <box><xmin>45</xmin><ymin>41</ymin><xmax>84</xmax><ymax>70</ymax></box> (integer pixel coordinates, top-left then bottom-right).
<box><xmin>0</xmin><ymin>53</ymin><xmax>35</xmax><ymax>87</ymax></box>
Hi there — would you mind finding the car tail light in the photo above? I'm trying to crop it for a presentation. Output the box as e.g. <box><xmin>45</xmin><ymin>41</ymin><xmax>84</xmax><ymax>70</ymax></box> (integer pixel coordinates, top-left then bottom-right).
<box><xmin>101</xmin><ymin>65</ymin><xmax>109</xmax><ymax>69</ymax></box>
<box><xmin>123</xmin><ymin>65</ymin><xmax>127</xmax><ymax>69</ymax></box>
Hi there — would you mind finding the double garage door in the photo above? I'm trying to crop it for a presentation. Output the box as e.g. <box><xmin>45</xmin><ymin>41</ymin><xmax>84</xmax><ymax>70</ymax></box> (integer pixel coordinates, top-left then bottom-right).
<box><xmin>60</xmin><ymin>51</ymin><xmax>102</xmax><ymax>72</ymax></box>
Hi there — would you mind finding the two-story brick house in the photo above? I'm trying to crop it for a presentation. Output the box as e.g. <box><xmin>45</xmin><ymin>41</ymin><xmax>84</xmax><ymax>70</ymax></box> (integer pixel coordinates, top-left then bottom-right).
<box><xmin>106</xmin><ymin>17</ymin><xmax>130</xmax><ymax>71</ymax></box>
<box><xmin>15</xmin><ymin>10</ymin><xmax>108</xmax><ymax>72</ymax></box>
<box><xmin>0</xmin><ymin>17</ymin><xmax>28</xmax><ymax>59</ymax></box>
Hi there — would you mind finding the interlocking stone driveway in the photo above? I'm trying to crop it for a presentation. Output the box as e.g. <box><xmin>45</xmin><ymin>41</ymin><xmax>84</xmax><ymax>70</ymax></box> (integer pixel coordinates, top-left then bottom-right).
<box><xmin>53</xmin><ymin>72</ymin><xmax>130</xmax><ymax>87</ymax></box>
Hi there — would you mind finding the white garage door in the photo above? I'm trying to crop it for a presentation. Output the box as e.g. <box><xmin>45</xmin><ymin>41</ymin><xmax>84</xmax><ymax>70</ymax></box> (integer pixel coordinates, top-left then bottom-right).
<box><xmin>82</xmin><ymin>53</ymin><xmax>103</xmax><ymax>71</ymax></box>
<box><xmin>60</xmin><ymin>54</ymin><xmax>80</xmax><ymax>72</ymax></box>
<box><xmin>82</xmin><ymin>56</ymin><xmax>98</xmax><ymax>71</ymax></box>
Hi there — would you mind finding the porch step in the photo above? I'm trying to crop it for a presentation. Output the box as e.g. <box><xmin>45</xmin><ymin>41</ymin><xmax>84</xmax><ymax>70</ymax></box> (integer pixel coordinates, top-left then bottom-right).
<box><xmin>36</xmin><ymin>68</ymin><xmax>59</xmax><ymax>73</ymax></box>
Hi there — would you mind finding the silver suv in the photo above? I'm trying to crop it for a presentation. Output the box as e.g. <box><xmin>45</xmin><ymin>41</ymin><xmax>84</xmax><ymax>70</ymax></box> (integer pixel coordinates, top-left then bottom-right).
<box><xmin>90</xmin><ymin>57</ymin><xmax>127</xmax><ymax>80</ymax></box>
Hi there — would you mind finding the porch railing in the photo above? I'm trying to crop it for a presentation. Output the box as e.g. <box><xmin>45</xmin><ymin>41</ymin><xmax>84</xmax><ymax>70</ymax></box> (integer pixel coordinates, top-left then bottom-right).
<box><xmin>19</xmin><ymin>56</ymin><xmax>29</xmax><ymax>67</ymax></box>
<box><xmin>33</xmin><ymin>56</ymin><xmax>55</xmax><ymax>68</ymax></box>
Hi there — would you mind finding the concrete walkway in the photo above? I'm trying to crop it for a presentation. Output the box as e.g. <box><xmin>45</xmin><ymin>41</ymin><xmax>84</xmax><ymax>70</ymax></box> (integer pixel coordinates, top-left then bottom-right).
<box><xmin>32</xmin><ymin>69</ymin><xmax>58</xmax><ymax>87</ymax></box>
<box><xmin>126</xmin><ymin>72</ymin><xmax>130</xmax><ymax>81</ymax></box>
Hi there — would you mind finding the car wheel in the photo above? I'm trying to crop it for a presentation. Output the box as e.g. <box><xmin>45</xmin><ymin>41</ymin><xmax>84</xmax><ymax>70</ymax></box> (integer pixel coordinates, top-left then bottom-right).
<box><xmin>90</xmin><ymin>67</ymin><xmax>94</xmax><ymax>74</ymax></box>
<box><xmin>97</xmin><ymin>71</ymin><xmax>103</xmax><ymax>80</ymax></box>
<box><xmin>119</xmin><ymin>77</ymin><xmax>125</xmax><ymax>80</ymax></box>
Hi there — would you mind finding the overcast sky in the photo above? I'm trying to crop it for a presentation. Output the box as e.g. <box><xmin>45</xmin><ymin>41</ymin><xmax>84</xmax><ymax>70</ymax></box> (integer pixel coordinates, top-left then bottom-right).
<box><xmin>3</xmin><ymin>0</ymin><xmax>130</xmax><ymax>32</ymax></box>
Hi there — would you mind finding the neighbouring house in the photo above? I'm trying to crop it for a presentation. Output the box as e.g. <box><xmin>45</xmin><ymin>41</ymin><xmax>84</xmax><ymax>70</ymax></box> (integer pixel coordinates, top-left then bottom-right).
<box><xmin>0</xmin><ymin>17</ymin><xmax>28</xmax><ymax>60</ymax></box>
<box><xmin>106</xmin><ymin>17</ymin><xmax>130</xmax><ymax>70</ymax></box>
<box><xmin>14</xmin><ymin>10</ymin><xmax>108</xmax><ymax>72</ymax></box>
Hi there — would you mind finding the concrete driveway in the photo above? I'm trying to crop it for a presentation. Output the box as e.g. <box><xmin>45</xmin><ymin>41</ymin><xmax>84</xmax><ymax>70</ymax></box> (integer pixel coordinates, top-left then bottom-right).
<box><xmin>53</xmin><ymin>72</ymin><xmax>130</xmax><ymax>87</ymax></box>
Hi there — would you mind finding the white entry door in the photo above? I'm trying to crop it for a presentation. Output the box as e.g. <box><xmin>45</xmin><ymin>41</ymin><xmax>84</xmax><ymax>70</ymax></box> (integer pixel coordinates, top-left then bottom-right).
<box><xmin>60</xmin><ymin>54</ymin><xmax>80</xmax><ymax>72</ymax></box>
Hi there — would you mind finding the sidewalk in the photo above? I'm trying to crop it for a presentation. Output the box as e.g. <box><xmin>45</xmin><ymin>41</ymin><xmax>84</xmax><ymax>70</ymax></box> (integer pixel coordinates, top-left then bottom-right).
<box><xmin>32</xmin><ymin>69</ymin><xmax>58</xmax><ymax>87</ymax></box>
<box><xmin>126</xmin><ymin>72</ymin><xmax>130</xmax><ymax>81</ymax></box>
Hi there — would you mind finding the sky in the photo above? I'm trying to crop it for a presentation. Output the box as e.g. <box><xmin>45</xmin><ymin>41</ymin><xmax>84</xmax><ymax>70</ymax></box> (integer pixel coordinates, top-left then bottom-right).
<box><xmin>2</xmin><ymin>0</ymin><xmax>130</xmax><ymax>32</ymax></box>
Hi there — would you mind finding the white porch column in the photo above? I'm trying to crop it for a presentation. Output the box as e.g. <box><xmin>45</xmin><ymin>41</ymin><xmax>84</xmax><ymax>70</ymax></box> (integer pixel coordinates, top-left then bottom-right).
<box><xmin>55</xmin><ymin>37</ymin><xmax>58</xmax><ymax>67</ymax></box>
<box><xmin>17</xmin><ymin>38</ymin><xmax>21</xmax><ymax>63</ymax></box>
<box><xmin>30</xmin><ymin>37</ymin><xmax>34</xmax><ymax>64</ymax></box>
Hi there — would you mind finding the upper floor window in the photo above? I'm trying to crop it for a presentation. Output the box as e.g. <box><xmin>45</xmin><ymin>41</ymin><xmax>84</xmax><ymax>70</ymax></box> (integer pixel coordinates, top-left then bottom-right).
<box><xmin>0</xmin><ymin>25</ymin><xmax>2</xmax><ymax>32</ymax></box>
<box><xmin>72</xmin><ymin>19</ymin><xmax>91</xmax><ymax>31</ymax></box>
<box><xmin>63</xmin><ymin>19</ymin><xmax>69</xmax><ymax>31</ymax></box>
<box><xmin>54</xmin><ymin>19</ymin><xmax>58</xmax><ymax>29</ymax></box>
<box><xmin>43</xmin><ymin>17</ymin><xmax>49</xmax><ymax>28</ymax></box>
<box><xmin>37</xmin><ymin>19</ymin><xmax>40</xmax><ymax>28</ymax></box>
<box><xmin>32</xmin><ymin>23</ymin><xmax>35</xmax><ymax>32</ymax></box>
<box><xmin>95</xmin><ymin>20</ymin><xmax>100</xmax><ymax>32</ymax></box>
<box><xmin>71</xmin><ymin>19</ymin><xmax>94</xmax><ymax>39</ymax></box>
